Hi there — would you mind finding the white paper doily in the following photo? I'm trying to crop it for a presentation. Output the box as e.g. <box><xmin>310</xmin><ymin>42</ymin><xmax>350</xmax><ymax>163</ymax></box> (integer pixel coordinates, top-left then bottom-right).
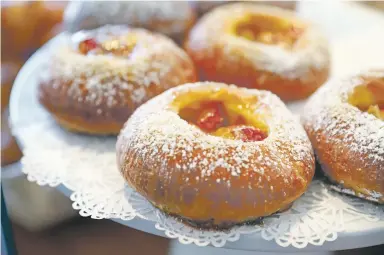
<box><xmin>10</xmin><ymin>34</ymin><xmax>384</xmax><ymax>250</ymax></box>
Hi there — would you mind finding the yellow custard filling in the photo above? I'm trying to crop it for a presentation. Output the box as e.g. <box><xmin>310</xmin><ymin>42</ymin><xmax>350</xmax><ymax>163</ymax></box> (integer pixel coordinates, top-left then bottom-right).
<box><xmin>230</xmin><ymin>14</ymin><xmax>304</xmax><ymax>48</ymax></box>
<box><xmin>171</xmin><ymin>88</ymin><xmax>269</xmax><ymax>142</ymax></box>
<box><xmin>348</xmin><ymin>78</ymin><xmax>384</xmax><ymax>120</ymax></box>
<box><xmin>78</xmin><ymin>35</ymin><xmax>138</xmax><ymax>56</ymax></box>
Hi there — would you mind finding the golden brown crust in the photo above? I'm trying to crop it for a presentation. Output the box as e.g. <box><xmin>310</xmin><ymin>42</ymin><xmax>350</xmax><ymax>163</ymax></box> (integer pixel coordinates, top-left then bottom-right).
<box><xmin>309</xmin><ymin>131</ymin><xmax>383</xmax><ymax>203</ymax></box>
<box><xmin>117</xmin><ymin>82</ymin><xmax>315</xmax><ymax>228</ymax></box>
<box><xmin>39</xmin><ymin>26</ymin><xmax>197</xmax><ymax>135</ymax></box>
<box><xmin>302</xmin><ymin>70</ymin><xmax>384</xmax><ymax>203</ymax></box>
<box><xmin>185</xmin><ymin>3</ymin><xmax>330</xmax><ymax>101</ymax></box>
<box><xmin>45</xmin><ymin>108</ymin><xmax>124</xmax><ymax>135</ymax></box>
<box><xmin>193</xmin><ymin>59</ymin><xmax>329</xmax><ymax>101</ymax></box>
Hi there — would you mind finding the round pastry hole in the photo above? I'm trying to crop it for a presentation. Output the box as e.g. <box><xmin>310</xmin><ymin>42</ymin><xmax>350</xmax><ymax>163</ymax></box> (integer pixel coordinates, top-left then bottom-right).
<box><xmin>78</xmin><ymin>35</ymin><xmax>137</xmax><ymax>56</ymax></box>
<box><xmin>178</xmin><ymin>100</ymin><xmax>268</xmax><ymax>142</ymax></box>
<box><xmin>348</xmin><ymin>77</ymin><xmax>384</xmax><ymax>120</ymax></box>
<box><xmin>234</xmin><ymin>14</ymin><xmax>303</xmax><ymax>48</ymax></box>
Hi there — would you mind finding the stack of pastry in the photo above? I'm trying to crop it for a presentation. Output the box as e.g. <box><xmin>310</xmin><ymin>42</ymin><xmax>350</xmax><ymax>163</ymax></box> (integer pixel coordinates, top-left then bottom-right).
<box><xmin>2</xmin><ymin>1</ymin><xmax>65</xmax><ymax>60</ymax></box>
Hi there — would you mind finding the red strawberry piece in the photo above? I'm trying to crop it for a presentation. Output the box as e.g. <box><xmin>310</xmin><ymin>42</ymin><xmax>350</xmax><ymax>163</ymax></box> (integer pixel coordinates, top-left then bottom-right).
<box><xmin>79</xmin><ymin>38</ymin><xmax>98</xmax><ymax>54</ymax></box>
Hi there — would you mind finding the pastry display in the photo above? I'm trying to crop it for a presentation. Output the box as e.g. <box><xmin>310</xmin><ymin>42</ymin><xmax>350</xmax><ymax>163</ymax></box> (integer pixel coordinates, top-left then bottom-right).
<box><xmin>39</xmin><ymin>25</ymin><xmax>197</xmax><ymax>135</ymax></box>
<box><xmin>64</xmin><ymin>1</ymin><xmax>196</xmax><ymax>44</ymax></box>
<box><xmin>302</xmin><ymin>70</ymin><xmax>384</xmax><ymax>203</ymax></box>
<box><xmin>185</xmin><ymin>3</ymin><xmax>330</xmax><ymax>101</ymax></box>
<box><xmin>117</xmin><ymin>82</ymin><xmax>315</xmax><ymax>229</ymax></box>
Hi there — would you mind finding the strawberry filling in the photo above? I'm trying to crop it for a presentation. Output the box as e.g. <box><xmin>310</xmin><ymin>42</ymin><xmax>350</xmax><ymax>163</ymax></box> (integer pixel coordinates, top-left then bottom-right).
<box><xmin>78</xmin><ymin>38</ymin><xmax>98</xmax><ymax>54</ymax></box>
<box><xmin>196</xmin><ymin>102</ymin><xmax>226</xmax><ymax>132</ymax></box>
<box><xmin>234</xmin><ymin>126</ymin><xmax>267</xmax><ymax>142</ymax></box>
<box><xmin>179</xmin><ymin>99</ymin><xmax>268</xmax><ymax>142</ymax></box>
<box><xmin>213</xmin><ymin>125</ymin><xmax>267</xmax><ymax>142</ymax></box>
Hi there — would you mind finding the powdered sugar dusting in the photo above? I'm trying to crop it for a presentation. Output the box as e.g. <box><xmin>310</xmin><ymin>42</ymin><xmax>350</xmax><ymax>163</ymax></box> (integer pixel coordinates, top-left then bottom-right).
<box><xmin>118</xmin><ymin>82</ymin><xmax>314</xmax><ymax>190</ymax></box>
<box><xmin>187</xmin><ymin>3</ymin><xmax>330</xmax><ymax>80</ymax></box>
<box><xmin>303</xmin><ymin>69</ymin><xmax>384</xmax><ymax>164</ymax></box>
<box><xmin>42</xmin><ymin>25</ymin><xmax>194</xmax><ymax>113</ymax></box>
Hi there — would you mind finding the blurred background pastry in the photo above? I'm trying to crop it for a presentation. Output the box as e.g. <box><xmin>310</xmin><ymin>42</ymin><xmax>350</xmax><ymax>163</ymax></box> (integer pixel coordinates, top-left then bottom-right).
<box><xmin>64</xmin><ymin>1</ymin><xmax>196</xmax><ymax>44</ymax></box>
<box><xmin>363</xmin><ymin>1</ymin><xmax>384</xmax><ymax>10</ymax></box>
<box><xmin>1</xmin><ymin>1</ymin><xmax>66</xmax><ymax>167</ymax></box>
<box><xmin>185</xmin><ymin>3</ymin><xmax>330</xmax><ymax>101</ymax></box>
<box><xmin>1</xmin><ymin>62</ymin><xmax>23</xmax><ymax>166</ymax></box>
<box><xmin>1</xmin><ymin>1</ymin><xmax>65</xmax><ymax>61</ymax></box>
<box><xmin>1</xmin><ymin>0</ymin><xmax>74</xmax><ymax>235</ymax></box>
<box><xmin>190</xmin><ymin>1</ymin><xmax>297</xmax><ymax>16</ymax></box>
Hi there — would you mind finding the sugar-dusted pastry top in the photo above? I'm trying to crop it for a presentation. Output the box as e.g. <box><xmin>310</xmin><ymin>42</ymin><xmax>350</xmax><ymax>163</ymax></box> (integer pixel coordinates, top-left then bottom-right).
<box><xmin>39</xmin><ymin>25</ymin><xmax>196</xmax><ymax>135</ymax></box>
<box><xmin>186</xmin><ymin>3</ymin><xmax>329</xmax><ymax>79</ymax></box>
<box><xmin>185</xmin><ymin>3</ymin><xmax>330</xmax><ymax>102</ymax></box>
